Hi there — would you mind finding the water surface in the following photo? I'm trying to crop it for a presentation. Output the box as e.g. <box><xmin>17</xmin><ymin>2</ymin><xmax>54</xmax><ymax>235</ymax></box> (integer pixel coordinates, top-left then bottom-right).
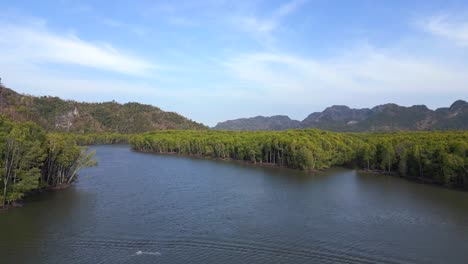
<box><xmin>1</xmin><ymin>145</ymin><xmax>468</xmax><ymax>263</ymax></box>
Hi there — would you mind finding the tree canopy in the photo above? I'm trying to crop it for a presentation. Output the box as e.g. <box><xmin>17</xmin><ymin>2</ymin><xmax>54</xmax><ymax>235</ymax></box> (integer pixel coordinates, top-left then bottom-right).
<box><xmin>130</xmin><ymin>130</ymin><xmax>468</xmax><ymax>189</ymax></box>
<box><xmin>0</xmin><ymin>116</ymin><xmax>96</xmax><ymax>208</ymax></box>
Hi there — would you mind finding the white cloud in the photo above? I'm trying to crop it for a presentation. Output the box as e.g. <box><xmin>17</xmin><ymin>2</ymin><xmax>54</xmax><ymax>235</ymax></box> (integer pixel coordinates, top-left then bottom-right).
<box><xmin>0</xmin><ymin>60</ymin><xmax>202</xmax><ymax>103</ymax></box>
<box><xmin>225</xmin><ymin>46</ymin><xmax>468</xmax><ymax>105</ymax></box>
<box><xmin>0</xmin><ymin>59</ymin><xmax>257</xmax><ymax>126</ymax></box>
<box><xmin>0</xmin><ymin>22</ymin><xmax>156</xmax><ymax>76</ymax></box>
<box><xmin>234</xmin><ymin>0</ymin><xmax>307</xmax><ymax>45</ymax></box>
<box><xmin>421</xmin><ymin>14</ymin><xmax>468</xmax><ymax>47</ymax></box>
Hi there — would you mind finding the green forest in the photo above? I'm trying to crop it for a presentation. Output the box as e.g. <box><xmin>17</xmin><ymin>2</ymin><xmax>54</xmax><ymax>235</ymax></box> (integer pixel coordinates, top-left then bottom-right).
<box><xmin>0</xmin><ymin>116</ymin><xmax>96</xmax><ymax>209</ymax></box>
<box><xmin>130</xmin><ymin>130</ymin><xmax>468</xmax><ymax>189</ymax></box>
<box><xmin>2</xmin><ymin>114</ymin><xmax>467</xmax><ymax>209</ymax></box>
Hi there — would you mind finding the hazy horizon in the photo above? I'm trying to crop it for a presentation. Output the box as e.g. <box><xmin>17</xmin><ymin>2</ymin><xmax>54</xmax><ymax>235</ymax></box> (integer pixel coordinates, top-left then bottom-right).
<box><xmin>1</xmin><ymin>0</ymin><xmax>468</xmax><ymax>126</ymax></box>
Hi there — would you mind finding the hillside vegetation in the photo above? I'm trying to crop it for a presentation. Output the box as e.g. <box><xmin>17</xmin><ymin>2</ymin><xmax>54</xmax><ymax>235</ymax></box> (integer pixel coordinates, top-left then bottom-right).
<box><xmin>0</xmin><ymin>86</ymin><xmax>207</xmax><ymax>133</ymax></box>
<box><xmin>214</xmin><ymin>115</ymin><xmax>301</xmax><ymax>131</ymax></box>
<box><xmin>214</xmin><ymin>100</ymin><xmax>468</xmax><ymax>131</ymax></box>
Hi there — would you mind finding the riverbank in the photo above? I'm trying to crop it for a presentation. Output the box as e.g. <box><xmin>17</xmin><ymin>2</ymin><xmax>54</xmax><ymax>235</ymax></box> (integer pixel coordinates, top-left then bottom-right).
<box><xmin>0</xmin><ymin>117</ymin><xmax>97</xmax><ymax>213</ymax></box>
<box><xmin>0</xmin><ymin>184</ymin><xmax>72</xmax><ymax>212</ymax></box>
<box><xmin>130</xmin><ymin>130</ymin><xmax>468</xmax><ymax>191</ymax></box>
<box><xmin>356</xmin><ymin>168</ymin><xmax>468</xmax><ymax>192</ymax></box>
<box><xmin>132</xmin><ymin>148</ymin><xmax>321</xmax><ymax>173</ymax></box>
<box><xmin>0</xmin><ymin>202</ymin><xmax>23</xmax><ymax>211</ymax></box>
<box><xmin>134</xmin><ymin>147</ymin><xmax>468</xmax><ymax>192</ymax></box>
<box><xmin>4</xmin><ymin>144</ymin><xmax>468</xmax><ymax>264</ymax></box>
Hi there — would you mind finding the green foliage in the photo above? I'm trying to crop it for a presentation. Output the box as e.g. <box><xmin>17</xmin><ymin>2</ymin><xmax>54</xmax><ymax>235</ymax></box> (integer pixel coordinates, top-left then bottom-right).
<box><xmin>130</xmin><ymin>129</ymin><xmax>360</xmax><ymax>170</ymax></box>
<box><xmin>0</xmin><ymin>115</ymin><xmax>97</xmax><ymax>207</ymax></box>
<box><xmin>345</xmin><ymin>131</ymin><xmax>467</xmax><ymax>188</ymax></box>
<box><xmin>59</xmin><ymin>133</ymin><xmax>131</xmax><ymax>145</ymax></box>
<box><xmin>130</xmin><ymin>130</ymin><xmax>468</xmax><ymax>189</ymax></box>
<box><xmin>214</xmin><ymin>116</ymin><xmax>300</xmax><ymax>131</ymax></box>
<box><xmin>0</xmin><ymin>86</ymin><xmax>207</xmax><ymax>133</ymax></box>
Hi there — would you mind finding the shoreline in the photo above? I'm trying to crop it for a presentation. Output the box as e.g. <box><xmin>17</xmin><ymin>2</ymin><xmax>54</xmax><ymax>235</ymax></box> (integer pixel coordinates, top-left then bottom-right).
<box><xmin>133</xmin><ymin>148</ymin><xmax>467</xmax><ymax>192</ymax></box>
<box><xmin>0</xmin><ymin>184</ymin><xmax>71</xmax><ymax>212</ymax></box>
<box><xmin>356</xmin><ymin>169</ymin><xmax>468</xmax><ymax>192</ymax></box>
<box><xmin>0</xmin><ymin>201</ymin><xmax>24</xmax><ymax>211</ymax></box>
<box><xmin>132</xmin><ymin>148</ymin><xmax>320</xmax><ymax>173</ymax></box>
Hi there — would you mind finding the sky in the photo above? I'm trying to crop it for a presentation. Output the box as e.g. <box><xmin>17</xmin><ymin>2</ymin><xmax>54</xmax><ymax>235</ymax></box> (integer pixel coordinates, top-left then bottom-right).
<box><xmin>1</xmin><ymin>0</ymin><xmax>468</xmax><ymax>126</ymax></box>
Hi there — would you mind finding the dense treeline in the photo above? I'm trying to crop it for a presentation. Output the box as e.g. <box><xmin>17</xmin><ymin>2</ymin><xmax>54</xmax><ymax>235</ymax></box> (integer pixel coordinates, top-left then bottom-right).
<box><xmin>352</xmin><ymin>132</ymin><xmax>468</xmax><ymax>187</ymax></box>
<box><xmin>0</xmin><ymin>116</ymin><xmax>96</xmax><ymax>209</ymax></box>
<box><xmin>59</xmin><ymin>133</ymin><xmax>131</xmax><ymax>146</ymax></box>
<box><xmin>130</xmin><ymin>130</ymin><xmax>468</xmax><ymax>189</ymax></box>
<box><xmin>130</xmin><ymin>130</ymin><xmax>361</xmax><ymax>170</ymax></box>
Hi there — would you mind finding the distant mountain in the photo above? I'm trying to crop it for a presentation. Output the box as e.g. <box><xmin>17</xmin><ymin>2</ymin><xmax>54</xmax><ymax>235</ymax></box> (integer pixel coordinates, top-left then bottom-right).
<box><xmin>213</xmin><ymin>115</ymin><xmax>300</xmax><ymax>131</ymax></box>
<box><xmin>0</xmin><ymin>85</ymin><xmax>207</xmax><ymax>133</ymax></box>
<box><xmin>213</xmin><ymin>100</ymin><xmax>468</xmax><ymax>131</ymax></box>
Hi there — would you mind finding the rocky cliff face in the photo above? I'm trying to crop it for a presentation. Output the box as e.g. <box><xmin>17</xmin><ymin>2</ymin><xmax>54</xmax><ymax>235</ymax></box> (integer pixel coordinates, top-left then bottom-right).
<box><xmin>55</xmin><ymin>107</ymin><xmax>79</xmax><ymax>131</ymax></box>
<box><xmin>301</xmin><ymin>105</ymin><xmax>372</xmax><ymax>127</ymax></box>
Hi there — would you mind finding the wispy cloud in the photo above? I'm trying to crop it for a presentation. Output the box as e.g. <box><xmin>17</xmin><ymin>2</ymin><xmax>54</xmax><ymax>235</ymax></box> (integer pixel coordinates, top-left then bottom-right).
<box><xmin>234</xmin><ymin>0</ymin><xmax>307</xmax><ymax>46</ymax></box>
<box><xmin>420</xmin><ymin>13</ymin><xmax>468</xmax><ymax>47</ymax></box>
<box><xmin>0</xmin><ymin>21</ymin><xmax>156</xmax><ymax>76</ymax></box>
<box><xmin>225</xmin><ymin>46</ymin><xmax>468</xmax><ymax>105</ymax></box>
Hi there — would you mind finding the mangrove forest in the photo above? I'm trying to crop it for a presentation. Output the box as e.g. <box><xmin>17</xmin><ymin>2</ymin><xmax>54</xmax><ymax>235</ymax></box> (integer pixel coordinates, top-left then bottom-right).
<box><xmin>130</xmin><ymin>130</ymin><xmax>468</xmax><ymax>189</ymax></box>
<box><xmin>0</xmin><ymin>116</ymin><xmax>96</xmax><ymax>209</ymax></box>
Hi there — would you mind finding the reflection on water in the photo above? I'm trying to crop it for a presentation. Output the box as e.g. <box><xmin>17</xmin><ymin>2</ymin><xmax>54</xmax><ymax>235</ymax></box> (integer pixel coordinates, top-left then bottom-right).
<box><xmin>1</xmin><ymin>145</ymin><xmax>468</xmax><ymax>264</ymax></box>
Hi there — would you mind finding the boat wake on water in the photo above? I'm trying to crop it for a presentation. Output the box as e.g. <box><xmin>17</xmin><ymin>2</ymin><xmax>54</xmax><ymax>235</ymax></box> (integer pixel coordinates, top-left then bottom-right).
<box><xmin>135</xmin><ymin>250</ymin><xmax>161</xmax><ymax>256</ymax></box>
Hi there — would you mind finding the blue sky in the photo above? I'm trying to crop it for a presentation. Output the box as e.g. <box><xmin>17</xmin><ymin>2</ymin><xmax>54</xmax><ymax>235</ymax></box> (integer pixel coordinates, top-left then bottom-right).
<box><xmin>1</xmin><ymin>0</ymin><xmax>468</xmax><ymax>126</ymax></box>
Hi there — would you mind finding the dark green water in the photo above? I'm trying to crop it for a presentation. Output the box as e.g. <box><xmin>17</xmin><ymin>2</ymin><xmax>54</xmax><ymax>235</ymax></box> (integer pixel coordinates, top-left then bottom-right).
<box><xmin>1</xmin><ymin>145</ymin><xmax>468</xmax><ymax>264</ymax></box>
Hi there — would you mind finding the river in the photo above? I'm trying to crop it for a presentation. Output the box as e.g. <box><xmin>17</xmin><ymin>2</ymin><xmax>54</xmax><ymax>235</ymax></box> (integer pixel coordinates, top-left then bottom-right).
<box><xmin>1</xmin><ymin>145</ymin><xmax>468</xmax><ymax>263</ymax></box>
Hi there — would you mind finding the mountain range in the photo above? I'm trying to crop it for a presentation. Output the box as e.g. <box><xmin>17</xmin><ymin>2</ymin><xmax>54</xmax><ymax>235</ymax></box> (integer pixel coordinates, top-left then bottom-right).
<box><xmin>0</xmin><ymin>85</ymin><xmax>207</xmax><ymax>133</ymax></box>
<box><xmin>1</xmin><ymin>85</ymin><xmax>466</xmax><ymax>133</ymax></box>
<box><xmin>214</xmin><ymin>100</ymin><xmax>468</xmax><ymax>131</ymax></box>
